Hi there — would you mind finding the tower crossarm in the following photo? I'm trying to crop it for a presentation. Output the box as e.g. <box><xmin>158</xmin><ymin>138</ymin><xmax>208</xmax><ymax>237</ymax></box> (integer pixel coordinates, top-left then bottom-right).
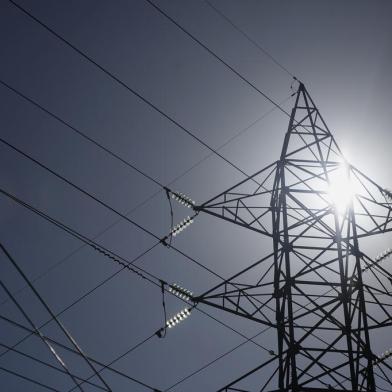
<box><xmin>348</xmin><ymin>165</ymin><xmax>392</xmax><ymax>239</ymax></box>
<box><xmin>194</xmin><ymin>251</ymin><xmax>278</xmax><ymax>327</ymax></box>
<box><xmin>194</xmin><ymin>161</ymin><xmax>279</xmax><ymax>237</ymax></box>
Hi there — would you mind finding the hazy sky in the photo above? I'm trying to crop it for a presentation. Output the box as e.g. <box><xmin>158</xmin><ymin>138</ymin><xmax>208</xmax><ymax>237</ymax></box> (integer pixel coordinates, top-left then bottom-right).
<box><xmin>1</xmin><ymin>1</ymin><xmax>392</xmax><ymax>391</ymax></box>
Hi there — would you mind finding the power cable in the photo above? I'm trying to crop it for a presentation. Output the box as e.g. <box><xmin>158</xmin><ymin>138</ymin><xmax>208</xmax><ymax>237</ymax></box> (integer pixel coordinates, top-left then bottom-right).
<box><xmin>0</xmin><ymin>243</ymin><xmax>112</xmax><ymax>392</ymax></box>
<box><xmin>66</xmin><ymin>331</ymin><xmax>159</xmax><ymax>392</ymax></box>
<box><xmin>164</xmin><ymin>188</ymin><xmax>174</xmax><ymax>248</ymax></box>
<box><xmin>6</xmin><ymin>0</ymin><xmax>291</xmax><ymax>180</ymax></box>
<box><xmin>5</xmin><ymin>0</ymin><xmax>319</xmax><ymax>248</ymax></box>
<box><xmin>0</xmin><ymin>233</ymin><xmax>163</xmax><ymax>390</ymax></box>
<box><xmin>0</xmin><ymin>187</ymin><xmax>162</xmax><ymax>287</ymax></box>
<box><xmin>1</xmin><ymin>2</ymin><xmax>302</xmax><ymax>382</ymax></box>
<box><xmin>0</xmin><ymin>245</ymin><xmax>274</xmax><ymax>392</ymax></box>
<box><xmin>0</xmin><ymin>185</ymin><xmax>163</xmax><ymax>308</ymax></box>
<box><xmin>1</xmin><ymin>185</ymin><xmax>301</xmax><ymax>390</ymax></box>
<box><xmin>162</xmin><ymin>288</ymin><xmax>346</xmax><ymax>390</ymax></box>
<box><xmin>0</xmin><ymin>79</ymin><xmax>162</xmax><ymax>188</ymax></box>
<box><xmin>5</xmin><ymin>0</ymin><xmax>312</xmax><ymax>198</ymax></box>
<box><xmin>0</xmin><ymin>136</ymin><xmax>276</xmax><ymax>320</ymax></box>
<box><xmin>3</xmin><ymin>3</ymin><xmax>386</xmax><ymax>388</ymax></box>
<box><xmin>0</xmin><ymin>79</ymin><xmax>292</xmax><ymax>308</ymax></box>
<box><xmin>163</xmin><ymin>324</ymin><xmax>273</xmax><ymax>391</ymax></box>
<box><xmin>0</xmin><ymin>314</ymin><xmax>162</xmax><ymax>392</ymax></box>
<box><xmin>157</xmin><ymin>280</ymin><xmax>168</xmax><ymax>338</ymax></box>
<box><xmin>0</xmin><ymin>242</ymin><xmax>161</xmax><ymax>362</ymax></box>
<box><xmin>0</xmin><ymin>78</ymin><xmax>291</xmax><ymax>188</ymax></box>
<box><xmin>143</xmin><ymin>0</ymin><xmax>293</xmax><ymax>118</ymax></box>
<box><xmin>0</xmin><ymin>137</ymin><xmax>158</xmax><ymax>239</ymax></box>
<box><xmin>1</xmin><ymin>267</ymin><xmax>161</xmax><ymax>392</ymax></box>
<box><xmin>0</xmin><ymin>75</ymin><xmax>328</xmax><ymax>392</ymax></box>
<box><xmin>0</xmin><ymin>365</ymin><xmax>60</xmax><ymax>392</ymax></box>
<box><xmin>0</xmin><ymin>136</ymin><xmax>225</xmax><ymax>280</ymax></box>
<box><xmin>0</xmin><ymin>0</ymin><xmax>293</xmax><ymax>306</ymax></box>
<box><xmin>0</xmin><ymin>121</ymin><xmax>286</xmax><ymax>390</ymax></box>
<box><xmin>0</xmin><ymin>98</ymin><xmax>283</xmax><ymax>321</ymax></box>
<box><xmin>141</xmin><ymin>1</ymin><xmax>340</xmax><ymax>160</ymax></box>
<box><xmin>0</xmin><ymin>29</ymin><xmax>316</xmax><ymax>374</ymax></box>
<box><xmin>0</xmin><ymin>342</ymin><xmax>106</xmax><ymax>391</ymax></box>
<box><xmin>0</xmin><ymin>280</ymin><xmax>87</xmax><ymax>392</ymax></box>
<box><xmin>203</xmin><ymin>0</ymin><xmax>294</xmax><ymax>78</ymax></box>
<box><xmin>0</xmin><ymin>187</ymin><xmax>273</xmax><ymax>354</ymax></box>
<box><xmin>0</xmin><ymin>188</ymin><xmax>181</xmax><ymax>391</ymax></box>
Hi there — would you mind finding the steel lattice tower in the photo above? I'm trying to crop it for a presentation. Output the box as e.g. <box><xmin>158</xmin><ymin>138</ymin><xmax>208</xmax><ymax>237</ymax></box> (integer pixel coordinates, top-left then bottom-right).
<box><xmin>193</xmin><ymin>83</ymin><xmax>392</xmax><ymax>391</ymax></box>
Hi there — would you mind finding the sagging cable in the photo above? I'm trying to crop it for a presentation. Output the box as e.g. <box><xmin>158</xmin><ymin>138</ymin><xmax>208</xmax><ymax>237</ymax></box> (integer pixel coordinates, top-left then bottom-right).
<box><xmin>161</xmin><ymin>188</ymin><xmax>197</xmax><ymax>247</ymax></box>
<box><xmin>156</xmin><ymin>281</ymin><xmax>168</xmax><ymax>339</ymax></box>
<box><xmin>164</xmin><ymin>188</ymin><xmax>174</xmax><ymax>247</ymax></box>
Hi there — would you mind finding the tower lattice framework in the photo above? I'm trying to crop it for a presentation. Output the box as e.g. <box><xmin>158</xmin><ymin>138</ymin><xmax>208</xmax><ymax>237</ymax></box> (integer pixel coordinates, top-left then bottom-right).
<box><xmin>194</xmin><ymin>83</ymin><xmax>392</xmax><ymax>392</ymax></box>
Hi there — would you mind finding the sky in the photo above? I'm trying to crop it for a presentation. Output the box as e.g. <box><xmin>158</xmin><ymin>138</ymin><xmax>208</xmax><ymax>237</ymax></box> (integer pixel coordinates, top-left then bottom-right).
<box><xmin>0</xmin><ymin>0</ymin><xmax>392</xmax><ymax>391</ymax></box>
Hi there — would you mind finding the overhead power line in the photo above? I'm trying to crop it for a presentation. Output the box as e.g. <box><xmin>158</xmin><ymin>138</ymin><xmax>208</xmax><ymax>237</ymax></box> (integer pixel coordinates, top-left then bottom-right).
<box><xmin>0</xmin><ymin>314</ymin><xmax>163</xmax><ymax>391</ymax></box>
<box><xmin>2</xmin><ymin>0</ymin><xmax>294</xmax><ymax>315</ymax></box>
<box><xmin>3</xmin><ymin>1</ymin><xmax>392</xmax><ymax>389</ymax></box>
<box><xmin>0</xmin><ymin>137</ymin><xmax>277</xmax><ymax>324</ymax></box>
<box><xmin>0</xmin><ymin>136</ymin><xmax>228</xmax><ymax>280</ymax></box>
<box><xmin>0</xmin><ymin>187</ymin><xmax>272</xmax><ymax>355</ymax></box>
<box><xmin>0</xmin><ymin>259</ymin><xmax>162</xmax><ymax>392</ymax></box>
<box><xmin>0</xmin><ymin>243</ymin><xmax>113</xmax><ymax>392</ymax></box>
<box><xmin>0</xmin><ymin>241</ymin><xmax>163</xmax><ymax>373</ymax></box>
<box><xmin>203</xmin><ymin>0</ymin><xmax>294</xmax><ymax>78</ymax></box>
<box><xmin>141</xmin><ymin>2</ymin><xmax>342</xmax><ymax>162</ymax></box>
<box><xmin>163</xmin><ymin>324</ymin><xmax>273</xmax><ymax>391</ymax></box>
<box><xmin>0</xmin><ymin>78</ymin><xmax>292</xmax><ymax>308</ymax></box>
<box><xmin>65</xmin><ymin>331</ymin><xmax>159</xmax><ymax>392</ymax></box>
<box><xmin>0</xmin><ymin>365</ymin><xmax>60</xmax><ymax>392</ymax></box>
<box><xmin>143</xmin><ymin>0</ymin><xmax>294</xmax><ymax>118</ymax></box>
<box><xmin>0</xmin><ymin>188</ymin><xmax>162</xmax><ymax>288</ymax></box>
<box><xmin>0</xmin><ymin>342</ymin><xmax>106</xmax><ymax>391</ymax></box>
<box><xmin>1</xmin><ymin>2</ymin><xmax>306</xmax><ymax>388</ymax></box>
<box><xmin>6</xmin><ymin>0</ymin><xmax>290</xmax><ymax>180</ymax></box>
<box><xmin>4</xmin><ymin>0</ymin><xmax>299</xmax><ymax>233</ymax></box>
<box><xmin>0</xmin><ymin>280</ymin><xmax>87</xmax><ymax>392</ymax></box>
<box><xmin>0</xmin><ymin>79</ymin><xmax>162</xmax><ymax>188</ymax></box>
<box><xmin>8</xmin><ymin>0</ymin><xmax>313</xmax><ymax>218</ymax></box>
<box><xmin>186</xmin><ymin>82</ymin><xmax>392</xmax><ymax>391</ymax></box>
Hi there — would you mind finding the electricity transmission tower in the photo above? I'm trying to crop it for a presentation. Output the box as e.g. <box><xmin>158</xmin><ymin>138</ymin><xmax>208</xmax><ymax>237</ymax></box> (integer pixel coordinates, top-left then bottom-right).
<box><xmin>192</xmin><ymin>83</ymin><xmax>392</xmax><ymax>391</ymax></box>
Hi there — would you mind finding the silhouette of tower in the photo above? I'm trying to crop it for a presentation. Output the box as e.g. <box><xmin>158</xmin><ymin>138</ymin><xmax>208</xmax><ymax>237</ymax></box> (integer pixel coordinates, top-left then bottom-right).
<box><xmin>194</xmin><ymin>83</ymin><xmax>392</xmax><ymax>391</ymax></box>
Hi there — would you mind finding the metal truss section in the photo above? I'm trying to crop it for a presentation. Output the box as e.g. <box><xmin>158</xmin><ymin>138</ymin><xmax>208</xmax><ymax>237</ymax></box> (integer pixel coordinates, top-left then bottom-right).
<box><xmin>195</xmin><ymin>251</ymin><xmax>277</xmax><ymax>327</ymax></box>
<box><xmin>195</xmin><ymin>161</ymin><xmax>279</xmax><ymax>237</ymax></box>
<box><xmin>195</xmin><ymin>83</ymin><xmax>392</xmax><ymax>391</ymax></box>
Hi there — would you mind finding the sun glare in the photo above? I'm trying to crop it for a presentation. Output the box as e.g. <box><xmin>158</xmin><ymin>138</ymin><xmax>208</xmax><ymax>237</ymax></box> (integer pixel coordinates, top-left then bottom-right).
<box><xmin>327</xmin><ymin>161</ymin><xmax>354</xmax><ymax>215</ymax></box>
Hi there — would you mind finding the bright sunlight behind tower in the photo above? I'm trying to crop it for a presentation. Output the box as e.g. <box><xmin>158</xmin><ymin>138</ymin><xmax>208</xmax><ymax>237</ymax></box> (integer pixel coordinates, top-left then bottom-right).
<box><xmin>327</xmin><ymin>160</ymin><xmax>354</xmax><ymax>215</ymax></box>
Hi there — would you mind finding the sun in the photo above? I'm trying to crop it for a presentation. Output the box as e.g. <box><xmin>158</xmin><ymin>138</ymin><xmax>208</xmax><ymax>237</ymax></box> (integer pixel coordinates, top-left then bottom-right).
<box><xmin>327</xmin><ymin>161</ymin><xmax>354</xmax><ymax>215</ymax></box>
